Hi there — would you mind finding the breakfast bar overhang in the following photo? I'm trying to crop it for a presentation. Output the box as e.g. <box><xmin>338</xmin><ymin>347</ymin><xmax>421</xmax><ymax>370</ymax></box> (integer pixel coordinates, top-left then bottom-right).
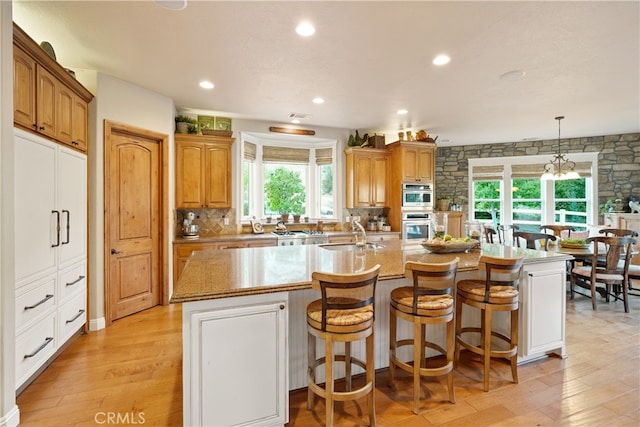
<box><xmin>171</xmin><ymin>240</ymin><xmax>571</xmax><ymax>426</ymax></box>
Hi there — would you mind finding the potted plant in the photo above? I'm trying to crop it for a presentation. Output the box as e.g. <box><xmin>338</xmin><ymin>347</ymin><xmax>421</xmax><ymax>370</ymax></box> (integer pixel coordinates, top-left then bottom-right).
<box><xmin>599</xmin><ymin>199</ymin><xmax>616</xmax><ymax>215</ymax></box>
<box><xmin>175</xmin><ymin>115</ymin><xmax>197</xmax><ymax>134</ymax></box>
<box><xmin>264</xmin><ymin>167</ymin><xmax>306</xmax><ymax>223</ymax></box>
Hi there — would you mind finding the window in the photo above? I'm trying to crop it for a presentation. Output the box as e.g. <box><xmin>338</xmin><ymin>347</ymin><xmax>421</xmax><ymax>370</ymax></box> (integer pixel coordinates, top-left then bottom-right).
<box><xmin>240</xmin><ymin>134</ymin><xmax>337</xmax><ymax>221</ymax></box>
<box><xmin>469</xmin><ymin>153</ymin><xmax>598</xmax><ymax>231</ymax></box>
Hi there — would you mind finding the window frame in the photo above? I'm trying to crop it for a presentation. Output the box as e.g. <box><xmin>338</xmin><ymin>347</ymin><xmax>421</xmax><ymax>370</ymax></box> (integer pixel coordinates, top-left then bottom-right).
<box><xmin>238</xmin><ymin>132</ymin><xmax>338</xmax><ymax>222</ymax></box>
<box><xmin>468</xmin><ymin>153</ymin><xmax>599</xmax><ymax>230</ymax></box>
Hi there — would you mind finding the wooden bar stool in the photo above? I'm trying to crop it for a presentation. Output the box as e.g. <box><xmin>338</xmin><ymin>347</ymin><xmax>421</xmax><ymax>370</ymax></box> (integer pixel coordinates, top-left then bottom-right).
<box><xmin>307</xmin><ymin>264</ymin><xmax>380</xmax><ymax>426</ymax></box>
<box><xmin>455</xmin><ymin>255</ymin><xmax>524</xmax><ymax>392</ymax></box>
<box><xmin>389</xmin><ymin>259</ymin><xmax>459</xmax><ymax>414</ymax></box>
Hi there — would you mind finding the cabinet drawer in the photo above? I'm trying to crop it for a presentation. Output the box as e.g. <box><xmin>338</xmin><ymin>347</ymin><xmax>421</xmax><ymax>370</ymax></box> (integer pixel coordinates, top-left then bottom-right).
<box><xmin>58</xmin><ymin>262</ymin><xmax>86</xmax><ymax>302</ymax></box>
<box><xmin>15</xmin><ymin>277</ymin><xmax>56</xmax><ymax>332</ymax></box>
<box><xmin>58</xmin><ymin>291</ymin><xmax>86</xmax><ymax>345</ymax></box>
<box><xmin>16</xmin><ymin>313</ymin><xmax>56</xmax><ymax>389</ymax></box>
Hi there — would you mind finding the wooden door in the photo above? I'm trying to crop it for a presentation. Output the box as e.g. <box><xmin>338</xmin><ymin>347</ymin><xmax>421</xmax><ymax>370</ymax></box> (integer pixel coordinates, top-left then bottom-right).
<box><xmin>13</xmin><ymin>46</ymin><xmax>36</xmax><ymax>129</ymax></box>
<box><xmin>56</xmin><ymin>84</ymin><xmax>74</xmax><ymax>145</ymax></box>
<box><xmin>175</xmin><ymin>141</ymin><xmax>205</xmax><ymax>208</ymax></box>
<box><xmin>35</xmin><ymin>65</ymin><xmax>57</xmax><ymax>139</ymax></box>
<box><xmin>353</xmin><ymin>154</ymin><xmax>373</xmax><ymax>207</ymax></box>
<box><xmin>417</xmin><ymin>147</ymin><xmax>434</xmax><ymax>182</ymax></box>
<box><xmin>71</xmin><ymin>95</ymin><xmax>88</xmax><ymax>152</ymax></box>
<box><xmin>402</xmin><ymin>147</ymin><xmax>418</xmax><ymax>182</ymax></box>
<box><xmin>105</xmin><ymin>123</ymin><xmax>163</xmax><ymax>321</ymax></box>
<box><xmin>371</xmin><ymin>154</ymin><xmax>388</xmax><ymax>207</ymax></box>
<box><xmin>204</xmin><ymin>143</ymin><xmax>231</xmax><ymax>207</ymax></box>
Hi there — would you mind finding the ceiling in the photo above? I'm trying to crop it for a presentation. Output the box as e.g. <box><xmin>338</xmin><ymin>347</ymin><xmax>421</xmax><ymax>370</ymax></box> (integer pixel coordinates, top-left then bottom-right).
<box><xmin>11</xmin><ymin>0</ymin><xmax>640</xmax><ymax>146</ymax></box>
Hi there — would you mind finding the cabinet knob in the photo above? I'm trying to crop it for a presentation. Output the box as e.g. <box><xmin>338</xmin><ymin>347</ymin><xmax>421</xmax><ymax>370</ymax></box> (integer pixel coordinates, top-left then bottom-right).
<box><xmin>279</xmin><ymin>304</ymin><xmax>285</xmax><ymax>310</ymax></box>
<box><xmin>39</xmin><ymin>126</ymin><xmax>45</xmax><ymax>131</ymax></box>
<box><xmin>111</xmin><ymin>248</ymin><xmax>122</xmax><ymax>255</ymax></box>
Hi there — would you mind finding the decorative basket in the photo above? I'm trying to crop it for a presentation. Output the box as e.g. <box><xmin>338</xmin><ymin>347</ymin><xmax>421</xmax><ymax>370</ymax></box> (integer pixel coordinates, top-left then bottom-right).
<box><xmin>201</xmin><ymin>129</ymin><xmax>233</xmax><ymax>137</ymax></box>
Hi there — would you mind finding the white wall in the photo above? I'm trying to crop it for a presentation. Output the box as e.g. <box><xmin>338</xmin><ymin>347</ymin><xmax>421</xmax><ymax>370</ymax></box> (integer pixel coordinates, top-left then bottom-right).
<box><xmin>88</xmin><ymin>73</ymin><xmax>175</xmax><ymax>329</ymax></box>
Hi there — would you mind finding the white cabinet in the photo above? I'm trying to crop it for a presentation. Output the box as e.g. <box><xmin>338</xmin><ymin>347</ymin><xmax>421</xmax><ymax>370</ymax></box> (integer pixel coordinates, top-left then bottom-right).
<box><xmin>14</xmin><ymin>128</ymin><xmax>87</xmax><ymax>390</ymax></box>
<box><xmin>182</xmin><ymin>293</ymin><xmax>288</xmax><ymax>427</ymax></box>
<box><xmin>519</xmin><ymin>260</ymin><xmax>567</xmax><ymax>362</ymax></box>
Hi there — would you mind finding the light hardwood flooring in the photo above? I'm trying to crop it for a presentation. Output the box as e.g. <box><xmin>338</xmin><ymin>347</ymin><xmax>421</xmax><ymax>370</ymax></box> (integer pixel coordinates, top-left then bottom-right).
<box><xmin>17</xmin><ymin>293</ymin><xmax>639</xmax><ymax>426</ymax></box>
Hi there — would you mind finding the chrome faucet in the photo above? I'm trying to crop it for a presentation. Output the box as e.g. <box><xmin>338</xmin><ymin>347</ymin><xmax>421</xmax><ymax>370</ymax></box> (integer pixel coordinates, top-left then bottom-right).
<box><xmin>352</xmin><ymin>218</ymin><xmax>367</xmax><ymax>248</ymax></box>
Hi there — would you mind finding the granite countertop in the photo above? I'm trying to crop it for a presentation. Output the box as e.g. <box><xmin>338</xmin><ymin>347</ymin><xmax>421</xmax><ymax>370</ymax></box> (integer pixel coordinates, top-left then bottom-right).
<box><xmin>170</xmin><ymin>240</ymin><xmax>570</xmax><ymax>303</ymax></box>
<box><xmin>173</xmin><ymin>230</ymin><xmax>400</xmax><ymax>244</ymax></box>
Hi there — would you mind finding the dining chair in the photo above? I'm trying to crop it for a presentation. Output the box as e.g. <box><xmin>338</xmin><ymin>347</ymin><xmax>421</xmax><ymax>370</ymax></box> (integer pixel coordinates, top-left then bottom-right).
<box><xmin>513</xmin><ymin>231</ymin><xmax>557</xmax><ymax>251</ymax></box>
<box><xmin>540</xmin><ymin>224</ymin><xmax>576</xmax><ymax>239</ymax></box>
<box><xmin>628</xmin><ymin>253</ymin><xmax>640</xmax><ymax>297</ymax></box>
<box><xmin>497</xmin><ymin>224</ymin><xmax>520</xmax><ymax>245</ymax></box>
<box><xmin>484</xmin><ymin>224</ymin><xmax>498</xmax><ymax>244</ymax></box>
<box><xmin>570</xmin><ymin>236</ymin><xmax>636</xmax><ymax>312</ymax></box>
<box><xmin>598</xmin><ymin>228</ymin><xmax>639</xmax><ymax>238</ymax></box>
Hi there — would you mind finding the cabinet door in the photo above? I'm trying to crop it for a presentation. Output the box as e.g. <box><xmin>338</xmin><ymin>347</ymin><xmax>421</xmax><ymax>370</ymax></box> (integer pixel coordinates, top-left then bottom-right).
<box><xmin>204</xmin><ymin>143</ymin><xmax>231</xmax><ymax>208</ymax></box>
<box><xmin>58</xmin><ymin>147</ymin><xmax>87</xmax><ymax>268</ymax></box>
<box><xmin>13</xmin><ymin>46</ymin><xmax>36</xmax><ymax>129</ymax></box>
<box><xmin>35</xmin><ymin>65</ymin><xmax>57</xmax><ymax>139</ymax></box>
<box><xmin>14</xmin><ymin>132</ymin><xmax>57</xmax><ymax>285</ymax></box>
<box><xmin>71</xmin><ymin>95</ymin><xmax>88</xmax><ymax>152</ymax></box>
<box><xmin>371</xmin><ymin>154</ymin><xmax>388</xmax><ymax>206</ymax></box>
<box><xmin>353</xmin><ymin>155</ymin><xmax>373</xmax><ymax>207</ymax></box>
<box><xmin>176</xmin><ymin>142</ymin><xmax>205</xmax><ymax>208</ymax></box>
<box><xmin>520</xmin><ymin>264</ymin><xmax>566</xmax><ymax>359</ymax></box>
<box><xmin>401</xmin><ymin>147</ymin><xmax>419</xmax><ymax>182</ymax></box>
<box><xmin>416</xmin><ymin>147</ymin><xmax>434</xmax><ymax>182</ymax></box>
<box><xmin>187</xmin><ymin>299</ymin><xmax>288</xmax><ymax>426</ymax></box>
<box><xmin>56</xmin><ymin>84</ymin><xmax>74</xmax><ymax>146</ymax></box>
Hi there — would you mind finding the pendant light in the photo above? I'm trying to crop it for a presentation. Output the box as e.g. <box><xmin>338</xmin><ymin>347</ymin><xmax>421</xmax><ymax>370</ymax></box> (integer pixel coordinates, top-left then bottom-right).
<box><xmin>541</xmin><ymin>116</ymin><xmax>580</xmax><ymax>180</ymax></box>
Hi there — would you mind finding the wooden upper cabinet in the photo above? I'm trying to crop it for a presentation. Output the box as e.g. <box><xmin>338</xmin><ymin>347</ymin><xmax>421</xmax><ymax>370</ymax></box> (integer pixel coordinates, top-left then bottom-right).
<box><xmin>13</xmin><ymin>47</ymin><xmax>36</xmax><ymax>129</ymax></box>
<box><xmin>13</xmin><ymin>23</ymin><xmax>93</xmax><ymax>153</ymax></box>
<box><xmin>175</xmin><ymin>134</ymin><xmax>234</xmax><ymax>209</ymax></box>
<box><xmin>345</xmin><ymin>147</ymin><xmax>389</xmax><ymax>208</ymax></box>
<box><xmin>397</xmin><ymin>143</ymin><xmax>435</xmax><ymax>183</ymax></box>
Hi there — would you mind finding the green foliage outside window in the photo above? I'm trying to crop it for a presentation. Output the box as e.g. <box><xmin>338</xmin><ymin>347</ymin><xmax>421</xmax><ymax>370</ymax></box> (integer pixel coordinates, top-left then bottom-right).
<box><xmin>264</xmin><ymin>167</ymin><xmax>306</xmax><ymax>215</ymax></box>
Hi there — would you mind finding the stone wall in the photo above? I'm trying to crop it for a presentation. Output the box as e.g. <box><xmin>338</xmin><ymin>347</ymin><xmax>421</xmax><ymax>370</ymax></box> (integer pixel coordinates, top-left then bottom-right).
<box><xmin>435</xmin><ymin>132</ymin><xmax>640</xmax><ymax>216</ymax></box>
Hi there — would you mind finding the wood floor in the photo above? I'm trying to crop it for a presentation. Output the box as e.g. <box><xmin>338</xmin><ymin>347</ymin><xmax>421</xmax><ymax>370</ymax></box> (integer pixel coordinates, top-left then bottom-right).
<box><xmin>17</xmin><ymin>293</ymin><xmax>639</xmax><ymax>426</ymax></box>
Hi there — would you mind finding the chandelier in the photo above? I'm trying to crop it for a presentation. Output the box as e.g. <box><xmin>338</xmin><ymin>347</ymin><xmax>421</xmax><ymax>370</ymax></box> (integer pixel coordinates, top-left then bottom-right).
<box><xmin>541</xmin><ymin>116</ymin><xmax>580</xmax><ymax>180</ymax></box>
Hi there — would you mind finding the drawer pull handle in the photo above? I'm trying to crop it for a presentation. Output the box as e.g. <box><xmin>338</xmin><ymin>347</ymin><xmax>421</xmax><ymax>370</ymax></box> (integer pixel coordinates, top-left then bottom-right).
<box><xmin>24</xmin><ymin>294</ymin><xmax>54</xmax><ymax>310</ymax></box>
<box><xmin>23</xmin><ymin>337</ymin><xmax>53</xmax><ymax>359</ymax></box>
<box><xmin>66</xmin><ymin>309</ymin><xmax>85</xmax><ymax>324</ymax></box>
<box><xmin>66</xmin><ymin>275</ymin><xmax>86</xmax><ymax>287</ymax></box>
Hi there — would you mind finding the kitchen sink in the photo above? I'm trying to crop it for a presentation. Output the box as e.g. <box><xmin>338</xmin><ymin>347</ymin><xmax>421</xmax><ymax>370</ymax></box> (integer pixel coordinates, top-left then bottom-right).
<box><xmin>319</xmin><ymin>242</ymin><xmax>385</xmax><ymax>251</ymax></box>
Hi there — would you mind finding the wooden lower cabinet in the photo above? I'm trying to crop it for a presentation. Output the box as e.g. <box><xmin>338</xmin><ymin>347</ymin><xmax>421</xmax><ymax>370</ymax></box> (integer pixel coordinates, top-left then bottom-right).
<box><xmin>445</xmin><ymin>212</ymin><xmax>466</xmax><ymax>238</ymax></box>
<box><xmin>173</xmin><ymin>239</ymin><xmax>276</xmax><ymax>284</ymax></box>
<box><xmin>182</xmin><ymin>293</ymin><xmax>288</xmax><ymax>426</ymax></box>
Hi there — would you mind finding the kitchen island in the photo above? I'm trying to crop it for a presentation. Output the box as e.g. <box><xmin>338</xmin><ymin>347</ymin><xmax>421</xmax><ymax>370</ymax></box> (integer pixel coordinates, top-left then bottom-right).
<box><xmin>171</xmin><ymin>240</ymin><xmax>570</xmax><ymax>426</ymax></box>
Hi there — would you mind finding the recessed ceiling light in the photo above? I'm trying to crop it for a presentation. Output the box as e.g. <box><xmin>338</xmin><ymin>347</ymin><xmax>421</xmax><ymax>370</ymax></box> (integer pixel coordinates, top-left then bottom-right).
<box><xmin>154</xmin><ymin>0</ymin><xmax>187</xmax><ymax>11</ymax></box>
<box><xmin>500</xmin><ymin>70</ymin><xmax>527</xmax><ymax>81</ymax></box>
<box><xmin>397</xmin><ymin>109</ymin><xmax>408</xmax><ymax>115</ymax></box>
<box><xmin>296</xmin><ymin>22</ymin><xmax>316</xmax><ymax>37</ymax></box>
<box><xmin>199</xmin><ymin>81</ymin><xmax>214</xmax><ymax>89</ymax></box>
<box><xmin>433</xmin><ymin>54</ymin><xmax>451</xmax><ymax>66</ymax></box>
<box><xmin>291</xmin><ymin>119</ymin><xmax>301</xmax><ymax>124</ymax></box>
<box><xmin>312</xmin><ymin>97</ymin><xmax>325</xmax><ymax>104</ymax></box>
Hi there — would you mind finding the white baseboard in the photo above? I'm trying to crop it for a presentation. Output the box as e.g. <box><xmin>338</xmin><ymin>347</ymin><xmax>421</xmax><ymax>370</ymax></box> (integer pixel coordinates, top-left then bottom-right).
<box><xmin>0</xmin><ymin>404</ymin><xmax>19</xmax><ymax>427</ymax></box>
<box><xmin>89</xmin><ymin>317</ymin><xmax>106</xmax><ymax>331</ymax></box>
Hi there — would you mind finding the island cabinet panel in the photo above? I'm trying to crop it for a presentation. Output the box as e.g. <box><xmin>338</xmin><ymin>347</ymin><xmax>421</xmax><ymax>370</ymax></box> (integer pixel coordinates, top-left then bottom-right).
<box><xmin>520</xmin><ymin>264</ymin><xmax>567</xmax><ymax>358</ymax></box>
<box><xmin>175</xmin><ymin>134</ymin><xmax>234</xmax><ymax>209</ymax></box>
<box><xmin>345</xmin><ymin>147</ymin><xmax>389</xmax><ymax>208</ymax></box>
<box><xmin>182</xmin><ymin>293</ymin><xmax>288</xmax><ymax>427</ymax></box>
<box><xmin>445</xmin><ymin>211</ymin><xmax>466</xmax><ymax>238</ymax></box>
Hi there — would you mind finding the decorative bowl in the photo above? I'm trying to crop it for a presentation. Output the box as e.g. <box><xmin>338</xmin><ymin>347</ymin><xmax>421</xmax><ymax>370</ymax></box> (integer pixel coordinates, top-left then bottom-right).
<box><xmin>421</xmin><ymin>240</ymin><xmax>477</xmax><ymax>253</ymax></box>
<box><xmin>558</xmin><ymin>240</ymin><xmax>590</xmax><ymax>249</ymax></box>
